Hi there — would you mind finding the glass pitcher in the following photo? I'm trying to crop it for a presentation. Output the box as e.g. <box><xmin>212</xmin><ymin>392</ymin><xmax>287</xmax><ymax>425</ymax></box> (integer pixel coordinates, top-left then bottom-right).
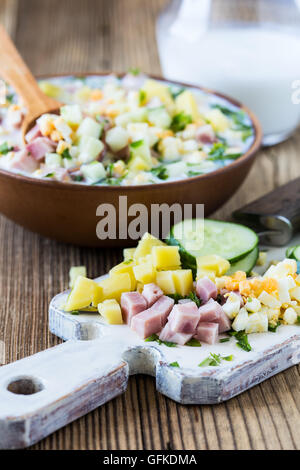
<box><xmin>156</xmin><ymin>0</ymin><xmax>300</xmax><ymax>145</ymax></box>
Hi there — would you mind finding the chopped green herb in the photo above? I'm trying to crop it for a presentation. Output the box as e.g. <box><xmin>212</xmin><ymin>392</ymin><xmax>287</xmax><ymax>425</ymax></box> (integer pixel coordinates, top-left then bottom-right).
<box><xmin>139</xmin><ymin>90</ymin><xmax>146</xmax><ymax>105</ymax></box>
<box><xmin>223</xmin><ymin>355</ymin><xmax>234</xmax><ymax>361</ymax></box>
<box><xmin>103</xmin><ymin>177</ymin><xmax>123</xmax><ymax>186</ymax></box>
<box><xmin>167</xmin><ymin>291</ymin><xmax>201</xmax><ymax>307</ymax></box>
<box><xmin>145</xmin><ymin>333</ymin><xmax>177</xmax><ymax>348</ymax></box>
<box><xmin>212</xmin><ymin>104</ymin><xmax>253</xmax><ymax>140</ymax></box>
<box><xmin>248</xmin><ymin>297</ymin><xmax>252</xmax><ymax>302</ymax></box>
<box><xmin>169</xmin><ymin>86</ymin><xmax>185</xmax><ymax>99</ymax></box>
<box><xmin>61</xmin><ymin>148</ymin><xmax>72</xmax><ymax>160</ymax></box>
<box><xmin>73</xmin><ymin>175</ymin><xmax>83</xmax><ymax>182</ymax></box>
<box><xmin>229</xmin><ymin>330</ymin><xmax>252</xmax><ymax>352</ymax></box>
<box><xmin>198</xmin><ymin>352</ymin><xmax>234</xmax><ymax>367</ymax></box>
<box><xmin>296</xmin><ymin>315</ymin><xmax>300</xmax><ymax>325</ymax></box>
<box><xmin>150</xmin><ymin>165</ymin><xmax>168</xmax><ymax>180</ymax></box>
<box><xmin>0</xmin><ymin>141</ymin><xmax>13</xmax><ymax>155</ymax></box>
<box><xmin>70</xmin><ymin>310</ymin><xmax>80</xmax><ymax>316</ymax></box>
<box><xmin>129</xmin><ymin>67</ymin><xmax>141</xmax><ymax>76</ymax></box>
<box><xmin>208</xmin><ymin>142</ymin><xmax>227</xmax><ymax>160</ymax></box>
<box><xmin>170</xmin><ymin>112</ymin><xmax>192</xmax><ymax>132</ymax></box>
<box><xmin>185</xmin><ymin>338</ymin><xmax>201</xmax><ymax>347</ymax></box>
<box><xmin>219</xmin><ymin>337</ymin><xmax>230</xmax><ymax>343</ymax></box>
<box><xmin>169</xmin><ymin>361</ymin><xmax>180</xmax><ymax>368</ymax></box>
<box><xmin>187</xmin><ymin>170</ymin><xmax>203</xmax><ymax>177</ymax></box>
<box><xmin>130</xmin><ymin>139</ymin><xmax>144</xmax><ymax>149</ymax></box>
<box><xmin>186</xmin><ymin>291</ymin><xmax>201</xmax><ymax>307</ymax></box>
<box><xmin>45</xmin><ymin>172</ymin><xmax>55</xmax><ymax>178</ymax></box>
<box><xmin>268</xmin><ymin>322</ymin><xmax>281</xmax><ymax>333</ymax></box>
<box><xmin>6</xmin><ymin>94</ymin><xmax>14</xmax><ymax>103</ymax></box>
<box><xmin>123</xmin><ymin>258</ymin><xmax>133</xmax><ymax>265</ymax></box>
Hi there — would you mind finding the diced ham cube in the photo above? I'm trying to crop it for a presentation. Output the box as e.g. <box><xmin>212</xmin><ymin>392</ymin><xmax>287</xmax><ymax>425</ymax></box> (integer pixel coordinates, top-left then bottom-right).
<box><xmin>8</xmin><ymin>149</ymin><xmax>38</xmax><ymax>173</ymax></box>
<box><xmin>159</xmin><ymin>323</ymin><xmax>192</xmax><ymax>346</ymax></box>
<box><xmin>196</xmin><ymin>277</ymin><xmax>217</xmax><ymax>303</ymax></box>
<box><xmin>194</xmin><ymin>322</ymin><xmax>219</xmax><ymax>345</ymax></box>
<box><xmin>121</xmin><ymin>291</ymin><xmax>147</xmax><ymax>325</ymax></box>
<box><xmin>142</xmin><ymin>283</ymin><xmax>163</xmax><ymax>307</ymax></box>
<box><xmin>25</xmin><ymin>124</ymin><xmax>42</xmax><ymax>143</ymax></box>
<box><xmin>26</xmin><ymin>137</ymin><xmax>56</xmax><ymax>161</ymax></box>
<box><xmin>195</xmin><ymin>124</ymin><xmax>216</xmax><ymax>144</ymax></box>
<box><xmin>167</xmin><ymin>302</ymin><xmax>200</xmax><ymax>334</ymax></box>
<box><xmin>198</xmin><ymin>299</ymin><xmax>231</xmax><ymax>333</ymax></box>
<box><xmin>131</xmin><ymin>295</ymin><xmax>174</xmax><ymax>339</ymax></box>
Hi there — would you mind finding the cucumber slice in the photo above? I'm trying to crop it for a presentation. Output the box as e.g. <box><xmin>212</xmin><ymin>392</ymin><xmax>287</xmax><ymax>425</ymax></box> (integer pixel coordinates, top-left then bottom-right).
<box><xmin>287</xmin><ymin>245</ymin><xmax>300</xmax><ymax>261</ymax></box>
<box><xmin>167</xmin><ymin>219</ymin><xmax>258</xmax><ymax>268</ymax></box>
<box><xmin>293</xmin><ymin>246</ymin><xmax>300</xmax><ymax>261</ymax></box>
<box><xmin>226</xmin><ymin>246</ymin><xmax>259</xmax><ymax>276</ymax></box>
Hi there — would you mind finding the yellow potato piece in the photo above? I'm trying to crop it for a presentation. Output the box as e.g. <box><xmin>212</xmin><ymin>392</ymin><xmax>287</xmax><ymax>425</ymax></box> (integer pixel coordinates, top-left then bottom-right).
<box><xmin>69</xmin><ymin>266</ymin><xmax>87</xmax><ymax>289</ymax></box>
<box><xmin>128</xmin><ymin>156</ymin><xmax>152</xmax><ymax>172</ymax></box>
<box><xmin>123</xmin><ymin>247</ymin><xmax>136</xmax><ymax>261</ymax></box>
<box><xmin>98</xmin><ymin>299</ymin><xmax>123</xmax><ymax>324</ymax></box>
<box><xmin>109</xmin><ymin>260</ymin><xmax>137</xmax><ymax>290</ymax></box>
<box><xmin>156</xmin><ymin>271</ymin><xmax>176</xmax><ymax>295</ymax></box>
<box><xmin>142</xmin><ymin>80</ymin><xmax>175</xmax><ymax>114</ymax></box>
<box><xmin>206</xmin><ymin>109</ymin><xmax>229</xmax><ymax>132</ymax></box>
<box><xmin>196</xmin><ymin>254</ymin><xmax>230</xmax><ymax>277</ymax></box>
<box><xmin>172</xmin><ymin>269</ymin><xmax>193</xmax><ymax>296</ymax></box>
<box><xmin>196</xmin><ymin>268</ymin><xmax>216</xmax><ymax>282</ymax></box>
<box><xmin>152</xmin><ymin>246</ymin><xmax>181</xmax><ymax>271</ymax></box>
<box><xmin>98</xmin><ymin>273</ymin><xmax>132</xmax><ymax>301</ymax></box>
<box><xmin>65</xmin><ymin>276</ymin><xmax>103</xmax><ymax>312</ymax></box>
<box><xmin>133</xmin><ymin>261</ymin><xmax>156</xmax><ymax>284</ymax></box>
<box><xmin>134</xmin><ymin>232</ymin><xmax>165</xmax><ymax>260</ymax></box>
<box><xmin>175</xmin><ymin>90</ymin><xmax>203</xmax><ymax>122</ymax></box>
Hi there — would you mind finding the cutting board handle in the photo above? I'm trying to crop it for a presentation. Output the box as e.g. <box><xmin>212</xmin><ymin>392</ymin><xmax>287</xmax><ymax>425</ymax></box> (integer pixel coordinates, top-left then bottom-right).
<box><xmin>0</xmin><ymin>339</ymin><xmax>128</xmax><ymax>449</ymax></box>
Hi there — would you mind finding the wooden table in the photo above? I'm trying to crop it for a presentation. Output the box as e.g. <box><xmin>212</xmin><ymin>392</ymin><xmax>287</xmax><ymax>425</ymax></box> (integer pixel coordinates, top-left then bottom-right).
<box><xmin>1</xmin><ymin>0</ymin><xmax>299</xmax><ymax>450</ymax></box>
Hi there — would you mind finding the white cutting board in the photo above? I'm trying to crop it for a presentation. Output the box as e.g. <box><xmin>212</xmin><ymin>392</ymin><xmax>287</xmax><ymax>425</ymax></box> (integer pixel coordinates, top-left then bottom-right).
<box><xmin>0</xmin><ymin>239</ymin><xmax>300</xmax><ymax>449</ymax></box>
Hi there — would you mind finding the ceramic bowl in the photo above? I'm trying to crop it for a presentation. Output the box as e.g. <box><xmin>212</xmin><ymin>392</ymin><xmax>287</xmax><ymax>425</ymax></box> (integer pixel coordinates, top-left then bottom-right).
<box><xmin>0</xmin><ymin>73</ymin><xmax>262</xmax><ymax>246</ymax></box>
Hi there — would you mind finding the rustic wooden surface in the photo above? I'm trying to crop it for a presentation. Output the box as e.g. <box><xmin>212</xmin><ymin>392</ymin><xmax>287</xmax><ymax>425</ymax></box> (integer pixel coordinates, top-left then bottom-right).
<box><xmin>0</xmin><ymin>0</ymin><xmax>300</xmax><ymax>450</ymax></box>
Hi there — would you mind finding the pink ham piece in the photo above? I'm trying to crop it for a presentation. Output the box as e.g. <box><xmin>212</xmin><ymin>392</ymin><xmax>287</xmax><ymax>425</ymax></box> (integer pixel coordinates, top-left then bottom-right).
<box><xmin>167</xmin><ymin>302</ymin><xmax>200</xmax><ymax>334</ymax></box>
<box><xmin>131</xmin><ymin>295</ymin><xmax>174</xmax><ymax>339</ymax></box>
<box><xmin>159</xmin><ymin>323</ymin><xmax>192</xmax><ymax>346</ymax></box>
<box><xmin>142</xmin><ymin>283</ymin><xmax>163</xmax><ymax>307</ymax></box>
<box><xmin>26</xmin><ymin>137</ymin><xmax>55</xmax><ymax>161</ymax></box>
<box><xmin>198</xmin><ymin>299</ymin><xmax>231</xmax><ymax>333</ymax></box>
<box><xmin>196</xmin><ymin>277</ymin><xmax>217</xmax><ymax>303</ymax></box>
<box><xmin>121</xmin><ymin>291</ymin><xmax>147</xmax><ymax>325</ymax></box>
<box><xmin>8</xmin><ymin>149</ymin><xmax>38</xmax><ymax>173</ymax></box>
<box><xmin>195</xmin><ymin>124</ymin><xmax>216</xmax><ymax>144</ymax></box>
<box><xmin>194</xmin><ymin>322</ymin><xmax>219</xmax><ymax>345</ymax></box>
<box><xmin>25</xmin><ymin>124</ymin><xmax>42</xmax><ymax>143</ymax></box>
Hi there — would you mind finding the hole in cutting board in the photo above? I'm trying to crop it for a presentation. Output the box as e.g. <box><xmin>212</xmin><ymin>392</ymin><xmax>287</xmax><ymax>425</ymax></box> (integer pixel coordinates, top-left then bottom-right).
<box><xmin>7</xmin><ymin>376</ymin><xmax>44</xmax><ymax>395</ymax></box>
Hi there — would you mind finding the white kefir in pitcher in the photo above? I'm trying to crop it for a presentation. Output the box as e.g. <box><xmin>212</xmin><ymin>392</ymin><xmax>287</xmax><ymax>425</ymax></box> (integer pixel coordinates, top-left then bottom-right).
<box><xmin>156</xmin><ymin>0</ymin><xmax>300</xmax><ymax>144</ymax></box>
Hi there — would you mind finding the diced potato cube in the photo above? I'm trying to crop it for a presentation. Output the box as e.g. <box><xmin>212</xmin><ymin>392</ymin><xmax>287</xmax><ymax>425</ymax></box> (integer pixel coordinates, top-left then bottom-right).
<box><xmin>98</xmin><ymin>299</ymin><xmax>123</xmax><ymax>324</ymax></box>
<box><xmin>232</xmin><ymin>307</ymin><xmax>249</xmax><ymax>332</ymax></box>
<box><xmin>134</xmin><ymin>232</ymin><xmax>165</xmax><ymax>260</ymax></box>
<box><xmin>142</xmin><ymin>79</ymin><xmax>175</xmax><ymax>113</ymax></box>
<box><xmin>123</xmin><ymin>247</ymin><xmax>136</xmax><ymax>261</ymax></box>
<box><xmin>128</xmin><ymin>156</ymin><xmax>151</xmax><ymax>172</ymax></box>
<box><xmin>69</xmin><ymin>266</ymin><xmax>87</xmax><ymax>288</ymax></box>
<box><xmin>106</xmin><ymin>126</ymin><xmax>129</xmax><ymax>152</ymax></box>
<box><xmin>110</xmin><ymin>260</ymin><xmax>136</xmax><ymax>290</ymax></box>
<box><xmin>175</xmin><ymin>90</ymin><xmax>202</xmax><ymax>121</ymax></box>
<box><xmin>196</xmin><ymin>268</ymin><xmax>216</xmax><ymax>281</ymax></box>
<box><xmin>156</xmin><ymin>270</ymin><xmax>176</xmax><ymax>295</ymax></box>
<box><xmin>60</xmin><ymin>105</ymin><xmax>83</xmax><ymax>127</ymax></box>
<box><xmin>81</xmin><ymin>161</ymin><xmax>106</xmax><ymax>183</ymax></box>
<box><xmin>152</xmin><ymin>246</ymin><xmax>181</xmax><ymax>270</ymax></box>
<box><xmin>172</xmin><ymin>269</ymin><xmax>193</xmax><ymax>296</ymax></box>
<box><xmin>98</xmin><ymin>273</ymin><xmax>132</xmax><ymax>301</ymax></box>
<box><xmin>196</xmin><ymin>254</ymin><xmax>230</xmax><ymax>277</ymax></box>
<box><xmin>39</xmin><ymin>81</ymin><xmax>61</xmax><ymax>98</ymax></box>
<box><xmin>258</xmin><ymin>290</ymin><xmax>281</xmax><ymax>309</ymax></box>
<box><xmin>65</xmin><ymin>276</ymin><xmax>103</xmax><ymax>311</ymax></box>
<box><xmin>78</xmin><ymin>136</ymin><xmax>104</xmax><ymax>163</ymax></box>
<box><xmin>133</xmin><ymin>261</ymin><xmax>156</xmax><ymax>284</ymax></box>
<box><xmin>245</xmin><ymin>297</ymin><xmax>261</xmax><ymax>313</ymax></box>
<box><xmin>290</xmin><ymin>286</ymin><xmax>300</xmax><ymax>302</ymax></box>
<box><xmin>283</xmin><ymin>307</ymin><xmax>297</xmax><ymax>325</ymax></box>
<box><xmin>77</xmin><ymin>117</ymin><xmax>102</xmax><ymax>139</ymax></box>
<box><xmin>206</xmin><ymin>109</ymin><xmax>230</xmax><ymax>132</ymax></box>
<box><xmin>245</xmin><ymin>312</ymin><xmax>268</xmax><ymax>333</ymax></box>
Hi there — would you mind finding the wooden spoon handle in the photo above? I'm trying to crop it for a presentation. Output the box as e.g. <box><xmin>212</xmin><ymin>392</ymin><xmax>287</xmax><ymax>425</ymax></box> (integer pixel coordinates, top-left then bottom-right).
<box><xmin>0</xmin><ymin>25</ymin><xmax>58</xmax><ymax>114</ymax></box>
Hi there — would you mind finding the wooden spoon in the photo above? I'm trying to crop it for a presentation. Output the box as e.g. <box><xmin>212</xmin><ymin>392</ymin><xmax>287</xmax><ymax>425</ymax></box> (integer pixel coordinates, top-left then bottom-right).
<box><xmin>0</xmin><ymin>25</ymin><xmax>61</xmax><ymax>142</ymax></box>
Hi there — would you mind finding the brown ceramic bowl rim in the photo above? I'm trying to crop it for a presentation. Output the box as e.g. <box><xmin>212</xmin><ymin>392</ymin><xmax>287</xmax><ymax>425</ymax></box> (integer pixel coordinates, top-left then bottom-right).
<box><xmin>0</xmin><ymin>72</ymin><xmax>263</xmax><ymax>191</ymax></box>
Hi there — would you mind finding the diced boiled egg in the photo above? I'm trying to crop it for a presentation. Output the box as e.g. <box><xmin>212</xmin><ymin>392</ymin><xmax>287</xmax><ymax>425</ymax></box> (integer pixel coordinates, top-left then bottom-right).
<box><xmin>245</xmin><ymin>297</ymin><xmax>261</xmax><ymax>313</ymax></box>
<box><xmin>232</xmin><ymin>307</ymin><xmax>249</xmax><ymax>332</ymax></box>
<box><xmin>283</xmin><ymin>307</ymin><xmax>298</xmax><ymax>325</ymax></box>
<box><xmin>258</xmin><ymin>290</ymin><xmax>281</xmax><ymax>309</ymax></box>
<box><xmin>245</xmin><ymin>312</ymin><xmax>268</xmax><ymax>333</ymax></box>
<box><xmin>222</xmin><ymin>292</ymin><xmax>241</xmax><ymax>319</ymax></box>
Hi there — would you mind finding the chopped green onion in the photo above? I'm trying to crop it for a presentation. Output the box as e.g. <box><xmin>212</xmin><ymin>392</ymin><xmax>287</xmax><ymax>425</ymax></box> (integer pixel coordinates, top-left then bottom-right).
<box><xmin>170</xmin><ymin>112</ymin><xmax>192</xmax><ymax>132</ymax></box>
<box><xmin>169</xmin><ymin>361</ymin><xmax>180</xmax><ymax>368</ymax></box>
<box><xmin>0</xmin><ymin>141</ymin><xmax>13</xmax><ymax>155</ymax></box>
